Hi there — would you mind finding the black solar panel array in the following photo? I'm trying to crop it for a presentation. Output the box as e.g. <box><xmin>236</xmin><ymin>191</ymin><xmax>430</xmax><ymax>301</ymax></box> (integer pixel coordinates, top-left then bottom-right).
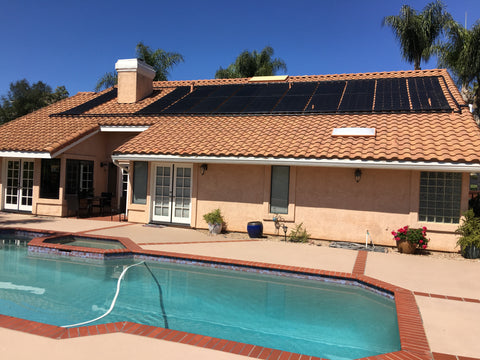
<box><xmin>374</xmin><ymin>78</ymin><xmax>410</xmax><ymax>111</ymax></box>
<box><xmin>408</xmin><ymin>77</ymin><xmax>451</xmax><ymax>111</ymax></box>
<box><xmin>338</xmin><ymin>79</ymin><xmax>375</xmax><ymax>112</ymax></box>
<box><xmin>140</xmin><ymin>77</ymin><xmax>452</xmax><ymax>116</ymax></box>
<box><xmin>58</xmin><ymin>88</ymin><xmax>118</xmax><ymax>115</ymax></box>
<box><xmin>136</xmin><ymin>86</ymin><xmax>190</xmax><ymax>115</ymax></box>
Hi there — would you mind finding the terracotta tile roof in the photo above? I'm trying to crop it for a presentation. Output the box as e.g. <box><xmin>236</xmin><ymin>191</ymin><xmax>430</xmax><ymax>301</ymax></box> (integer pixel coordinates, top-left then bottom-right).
<box><xmin>0</xmin><ymin>68</ymin><xmax>478</xmax><ymax>164</ymax></box>
<box><xmin>113</xmin><ymin>111</ymin><xmax>480</xmax><ymax>163</ymax></box>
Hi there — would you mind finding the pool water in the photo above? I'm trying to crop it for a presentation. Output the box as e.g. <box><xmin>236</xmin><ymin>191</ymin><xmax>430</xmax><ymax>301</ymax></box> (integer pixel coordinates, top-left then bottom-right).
<box><xmin>0</xmin><ymin>244</ymin><xmax>400</xmax><ymax>360</ymax></box>
<box><xmin>43</xmin><ymin>235</ymin><xmax>125</xmax><ymax>250</ymax></box>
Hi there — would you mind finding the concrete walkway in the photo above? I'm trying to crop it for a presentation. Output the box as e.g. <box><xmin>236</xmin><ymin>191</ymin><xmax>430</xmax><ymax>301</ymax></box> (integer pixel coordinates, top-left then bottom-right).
<box><xmin>1</xmin><ymin>212</ymin><xmax>479</xmax><ymax>360</ymax></box>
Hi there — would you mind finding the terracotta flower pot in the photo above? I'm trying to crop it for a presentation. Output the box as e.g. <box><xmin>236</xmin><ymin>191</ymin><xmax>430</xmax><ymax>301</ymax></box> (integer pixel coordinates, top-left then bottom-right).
<box><xmin>397</xmin><ymin>239</ymin><xmax>417</xmax><ymax>254</ymax></box>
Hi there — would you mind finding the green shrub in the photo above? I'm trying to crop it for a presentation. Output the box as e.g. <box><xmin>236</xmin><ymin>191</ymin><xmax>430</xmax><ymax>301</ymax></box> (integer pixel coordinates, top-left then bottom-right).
<box><xmin>203</xmin><ymin>209</ymin><xmax>224</xmax><ymax>225</ymax></box>
<box><xmin>288</xmin><ymin>223</ymin><xmax>310</xmax><ymax>243</ymax></box>
<box><xmin>456</xmin><ymin>209</ymin><xmax>480</xmax><ymax>250</ymax></box>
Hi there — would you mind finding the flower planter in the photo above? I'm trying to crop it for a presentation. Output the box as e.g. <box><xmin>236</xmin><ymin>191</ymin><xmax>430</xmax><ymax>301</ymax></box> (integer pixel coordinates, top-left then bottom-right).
<box><xmin>247</xmin><ymin>221</ymin><xmax>263</xmax><ymax>238</ymax></box>
<box><xmin>208</xmin><ymin>223</ymin><xmax>222</xmax><ymax>235</ymax></box>
<box><xmin>462</xmin><ymin>245</ymin><xmax>480</xmax><ymax>259</ymax></box>
<box><xmin>397</xmin><ymin>239</ymin><xmax>417</xmax><ymax>254</ymax></box>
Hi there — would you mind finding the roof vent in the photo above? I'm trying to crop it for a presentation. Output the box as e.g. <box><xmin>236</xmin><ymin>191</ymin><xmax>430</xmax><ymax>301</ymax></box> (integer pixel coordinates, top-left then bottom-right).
<box><xmin>115</xmin><ymin>59</ymin><xmax>156</xmax><ymax>103</ymax></box>
<box><xmin>332</xmin><ymin>128</ymin><xmax>376</xmax><ymax>137</ymax></box>
<box><xmin>248</xmin><ymin>75</ymin><xmax>289</xmax><ymax>82</ymax></box>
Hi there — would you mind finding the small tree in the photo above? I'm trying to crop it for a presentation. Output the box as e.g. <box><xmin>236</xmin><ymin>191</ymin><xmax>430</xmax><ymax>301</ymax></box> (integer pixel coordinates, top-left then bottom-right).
<box><xmin>0</xmin><ymin>79</ymin><xmax>69</xmax><ymax>124</ymax></box>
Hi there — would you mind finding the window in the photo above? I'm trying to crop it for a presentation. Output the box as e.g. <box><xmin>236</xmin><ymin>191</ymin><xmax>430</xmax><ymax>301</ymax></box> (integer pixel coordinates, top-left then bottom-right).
<box><xmin>270</xmin><ymin>166</ymin><xmax>290</xmax><ymax>214</ymax></box>
<box><xmin>419</xmin><ymin>172</ymin><xmax>462</xmax><ymax>223</ymax></box>
<box><xmin>40</xmin><ymin>159</ymin><xmax>61</xmax><ymax>199</ymax></box>
<box><xmin>65</xmin><ymin>159</ymin><xmax>94</xmax><ymax>197</ymax></box>
<box><xmin>133</xmin><ymin>161</ymin><xmax>148</xmax><ymax>204</ymax></box>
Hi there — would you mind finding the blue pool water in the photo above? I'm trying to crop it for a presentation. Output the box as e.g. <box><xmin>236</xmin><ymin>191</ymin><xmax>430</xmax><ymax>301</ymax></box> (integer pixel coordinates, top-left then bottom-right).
<box><xmin>0</xmin><ymin>243</ymin><xmax>400</xmax><ymax>360</ymax></box>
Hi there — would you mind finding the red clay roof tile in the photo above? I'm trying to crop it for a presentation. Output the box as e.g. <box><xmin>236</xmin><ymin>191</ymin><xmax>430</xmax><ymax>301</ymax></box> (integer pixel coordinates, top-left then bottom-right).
<box><xmin>0</xmin><ymin>69</ymin><xmax>478</xmax><ymax>165</ymax></box>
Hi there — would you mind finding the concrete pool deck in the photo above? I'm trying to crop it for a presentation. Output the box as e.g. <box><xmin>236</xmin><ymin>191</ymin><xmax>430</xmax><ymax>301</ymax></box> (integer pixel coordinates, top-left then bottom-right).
<box><xmin>1</xmin><ymin>212</ymin><xmax>479</xmax><ymax>360</ymax></box>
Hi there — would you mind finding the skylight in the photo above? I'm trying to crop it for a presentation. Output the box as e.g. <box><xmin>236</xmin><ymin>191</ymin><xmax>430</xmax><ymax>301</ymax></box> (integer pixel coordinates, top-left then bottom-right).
<box><xmin>332</xmin><ymin>128</ymin><xmax>376</xmax><ymax>137</ymax></box>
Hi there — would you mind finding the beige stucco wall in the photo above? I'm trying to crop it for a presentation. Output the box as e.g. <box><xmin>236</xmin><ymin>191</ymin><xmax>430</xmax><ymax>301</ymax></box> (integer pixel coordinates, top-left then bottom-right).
<box><xmin>117</xmin><ymin>71</ymin><xmax>153</xmax><ymax>103</ymax></box>
<box><xmin>122</xmin><ymin>162</ymin><xmax>467</xmax><ymax>251</ymax></box>
<box><xmin>192</xmin><ymin>164</ymin><xmax>467</xmax><ymax>252</ymax></box>
<box><xmin>31</xmin><ymin>132</ymin><xmax>137</xmax><ymax>217</ymax></box>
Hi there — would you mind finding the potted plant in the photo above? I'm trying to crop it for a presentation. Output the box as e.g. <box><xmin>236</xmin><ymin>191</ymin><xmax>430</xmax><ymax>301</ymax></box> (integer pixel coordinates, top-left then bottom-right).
<box><xmin>455</xmin><ymin>209</ymin><xmax>480</xmax><ymax>259</ymax></box>
<box><xmin>203</xmin><ymin>208</ymin><xmax>224</xmax><ymax>235</ymax></box>
<box><xmin>392</xmin><ymin>226</ymin><xmax>429</xmax><ymax>254</ymax></box>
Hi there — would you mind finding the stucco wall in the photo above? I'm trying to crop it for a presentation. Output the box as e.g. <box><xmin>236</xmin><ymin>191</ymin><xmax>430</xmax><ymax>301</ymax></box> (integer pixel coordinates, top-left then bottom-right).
<box><xmin>192</xmin><ymin>164</ymin><xmax>466</xmax><ymax>252</ymax></box>
<box><xmin>30</xmin><ymin>132</ymin><xmax>137</xmax><ymax>217</ymax></box>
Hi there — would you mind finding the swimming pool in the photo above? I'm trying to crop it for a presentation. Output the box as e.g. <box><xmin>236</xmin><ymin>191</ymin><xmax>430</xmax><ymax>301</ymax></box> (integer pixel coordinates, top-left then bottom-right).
<box><xmin>43</xmin><ymin>235</ymin><xmax>126</xmax><ymax>250</ymax></box>
<box><xmin>0</xmin><ymin>236</ymin><xmax>401</xmax><ymax>360</ymax></box>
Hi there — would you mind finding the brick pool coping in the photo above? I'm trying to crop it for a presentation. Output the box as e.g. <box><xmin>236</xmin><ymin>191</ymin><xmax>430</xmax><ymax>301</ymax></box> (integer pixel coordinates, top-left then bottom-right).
<box><xmin>1</xmin><ymin>226</ymin><xmax>478</xmax><ymax>360</ymax></box>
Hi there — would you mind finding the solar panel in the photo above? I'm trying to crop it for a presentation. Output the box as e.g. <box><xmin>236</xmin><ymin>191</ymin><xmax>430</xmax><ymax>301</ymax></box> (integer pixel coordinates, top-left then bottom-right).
<box><xmin>58</xmin><ymin>89</ymin><xmax>117</xmax><ymax>115</ymax></box>
<box><xmin>273</xmin><ymin>95</ymin><xmax>311</xmax><ymax>112</ymax></box>
<box><xmin>408</xmin><ymin>77</ymin><xmax>451</xmax><ymax>111</ymax></box>
<box><xmin>305</xmin><ymin>81</ymin><xmax>346</xmax><ymax>112</ymax></box>
<box><xmin>213</xmin><ymin>96</ymin><xmax>253</xmax><ymax>113</ymax></box>
<box><xmin>273</xmin><ymin>82</ymin><xmax>317</xmax><ymax>113</ymax></box>
<box><xmin>137</xmin><ymin>86</ymin><xmax>190</xmax><ymax>114</ymax></box>
<box><xmin>242</xmin><ymin>96</ymin><xmax>283</xmax><ymax>113</ymax></box>
<box><xmin>338</xmin><ymin>79</ymin><xmax>375</xmax><ymax>112</ymax></box>
<box><xmin>374</xmin><ymin>78</ymin><xmax>410</xmax><ymax>111</ymax></box>
<box><xmin>163</xmin><ymin>86</ymin><xmax>219</xmax><ymax>113</ymax></box>
<box><xmin>188</xmin><ymin>85</ymin><xmax>243</xmax><ymax>113</ymax></box>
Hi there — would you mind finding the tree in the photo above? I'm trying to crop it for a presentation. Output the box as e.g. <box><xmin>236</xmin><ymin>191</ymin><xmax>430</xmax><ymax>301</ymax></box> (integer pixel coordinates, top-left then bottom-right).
<box><xmin>436</xmin><ymin>19</ymin><xmax>480</xmax><ymax>119</ymax></box>
<box><xmin>0</xmin><ymin>80</ymin><xmax>69</xmax><ymax>124</ymax></box>
<box><xmin>94</xmin><ymin>42</ymin><xmax>184</xmax><ymax>91</ymax></box>
<box><xmin>383</xmin><ymin>1</ymin><xmax>451</xmax><ymax>70</ymax></box>
<box><xmin>215</xmin><ymin>46</ymin><xmax>287</xmax><ymax>79</ymax></box>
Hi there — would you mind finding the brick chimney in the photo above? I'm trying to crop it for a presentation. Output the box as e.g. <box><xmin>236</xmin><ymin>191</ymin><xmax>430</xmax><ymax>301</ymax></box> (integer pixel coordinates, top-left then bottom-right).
<box><xmin>115</xmin><ymin>59</ymin><xmax>156</xmax><ymax>103</ymax></box>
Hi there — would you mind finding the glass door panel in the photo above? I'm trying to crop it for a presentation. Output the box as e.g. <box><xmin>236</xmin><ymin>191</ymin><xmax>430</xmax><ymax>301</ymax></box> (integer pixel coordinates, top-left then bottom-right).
<box><xmin>172</xmin><ymin>167</ymin><xmax>191</xmax><ymax>224</ymax></box>
<box><xmin>151</xmin><ymin>164</ymin><xmax>192</xmax><ymax>224</ymax></box>
<box><xmin>4</xmin><ymin>159</ymin><xmax>34</xmax><ymax>212</ymax></box>
<box><xmin>152</xmin><ymin>166</ymin><xmax>172</xmax><ymax>222</ymax></box>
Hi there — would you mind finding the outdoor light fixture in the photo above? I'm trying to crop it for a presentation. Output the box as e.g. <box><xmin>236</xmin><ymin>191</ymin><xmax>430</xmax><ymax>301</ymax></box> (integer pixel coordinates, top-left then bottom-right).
<box><xmin>200</xmin><ymin>164</ymin><xmax>208</xmax><ymax>175</ymax></box>
<box><xmin>355</xmin><ymin>168</ymin><xmax>362</xmax><ymax>183</ymax></box>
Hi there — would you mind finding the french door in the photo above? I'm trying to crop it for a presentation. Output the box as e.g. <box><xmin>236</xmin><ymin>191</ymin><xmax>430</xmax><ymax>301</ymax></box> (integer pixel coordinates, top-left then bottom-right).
<box><xmin>152</xmin><ymin>164</ymin><xmax>192</xmax><ymax>224</ymax></box>
<box><xmin>4</xmin><ymin>159</ymin><xmax>34</xmax><ymax>212</ymax></box>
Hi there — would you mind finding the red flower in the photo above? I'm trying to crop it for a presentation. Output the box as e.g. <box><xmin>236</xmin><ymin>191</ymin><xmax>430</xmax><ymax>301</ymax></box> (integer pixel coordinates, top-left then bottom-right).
<box><xmin>422</xmin><ymin>226</ymin><xmax>427</xmax><ymax>231</ymax></box>
<box><xmin>419</xmin><ymin>240</ymin><xmax>423</xmax><ymax>244</ymax></box>
<box><xmin>391</xmin><ymin>231</ymin><xmax>397</xmax><ymax>236</ymax></box>
<box><xmin>422</xmin><ymin>245</ymin><xmax>427</xmax><ymax>249</ymax></box>
<box><xmin>395</xmin><ymin>236</ymin><xmax>401</xmax><ymax>241</ymax></box>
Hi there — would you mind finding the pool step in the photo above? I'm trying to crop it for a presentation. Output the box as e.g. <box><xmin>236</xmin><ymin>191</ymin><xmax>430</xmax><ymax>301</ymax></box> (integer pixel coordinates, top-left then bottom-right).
<box><xmin>0</xmin><ymin>239</ymin><xmax>29</xmax><ymax>246</ymax></box>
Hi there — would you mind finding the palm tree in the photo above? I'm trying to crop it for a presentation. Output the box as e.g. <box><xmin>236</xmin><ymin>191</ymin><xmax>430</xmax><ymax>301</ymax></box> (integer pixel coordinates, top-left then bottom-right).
<box><xmin>215</xmin><ymin>46</ymin><xmax>287</xmax><ymax>79</ymax></box>
<box><xmin>94</xmin><ymin>42</ymin><xmax>184</xmax><ymax>91</ymax></box>
<box><xmin>135</xmin><ymin>42</ymin><xmax>184</xmax><ymax>81</ymax></box>
<box><xmin>436</xmin><ymin>19</ymin><xmax>480</xmax><ymax>117</ymax></box>
<box><xmin>383</xmin><ymin>1</ymin><xmax>451</xmax><ymax>70</ymax></box>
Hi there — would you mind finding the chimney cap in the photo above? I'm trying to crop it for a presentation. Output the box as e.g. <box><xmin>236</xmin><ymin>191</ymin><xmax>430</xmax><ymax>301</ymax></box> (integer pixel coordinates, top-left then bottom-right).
<box><xmin>115</xmin><ymin>58</ymin><xmax>155</xmax><ymax>80</ymax></box>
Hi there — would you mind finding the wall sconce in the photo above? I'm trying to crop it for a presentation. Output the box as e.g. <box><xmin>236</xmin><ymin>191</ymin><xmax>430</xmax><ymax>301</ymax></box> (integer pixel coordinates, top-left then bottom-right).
<box><xmin>200</xmin><ymin>164</ymin><xmax>208</xmax><ymax>175</ymax></box>
<box><xmin>354</xmin><ymin>168</ymin><xmax>362</xmax><ymax>183</ymax></box>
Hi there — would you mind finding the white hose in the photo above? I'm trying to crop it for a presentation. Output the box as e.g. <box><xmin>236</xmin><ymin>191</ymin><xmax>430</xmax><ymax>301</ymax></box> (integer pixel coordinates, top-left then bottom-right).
<box><xmin>61</xmin><ymin>261</ymin><xmax>145</xmax><ymax>328</ymax></box>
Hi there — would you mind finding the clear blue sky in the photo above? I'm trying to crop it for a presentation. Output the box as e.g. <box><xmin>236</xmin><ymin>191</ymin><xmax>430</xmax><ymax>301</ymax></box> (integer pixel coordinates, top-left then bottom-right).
<box><xmin>1</xmin><ymin>0</ymin><xmax>479</xmax><ymax>96</ymax></box>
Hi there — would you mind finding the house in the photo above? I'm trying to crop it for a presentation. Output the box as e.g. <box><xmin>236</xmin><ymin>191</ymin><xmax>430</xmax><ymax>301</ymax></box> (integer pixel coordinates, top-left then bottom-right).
<box><xmin>1</xmin><ymin>58</ymin><xmax>480</xmax><ymax>251</ymax></box>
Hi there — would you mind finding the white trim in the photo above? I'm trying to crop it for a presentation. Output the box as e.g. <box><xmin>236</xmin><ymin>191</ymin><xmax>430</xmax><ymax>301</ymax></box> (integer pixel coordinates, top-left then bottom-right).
<box><xmin>100</xmin><ymin>126</ymin><xmax>149</xmax><ymax>132</ymax></box>
<box><xmin>111</xmin><ymin>154</ymin><xmax>480</xmax><ymax>172</ymax></box>
<box><xmin>0</xmin><ymin>151</ymin><xmax>51</xmax><ymax>159</ymax></box>
<box><xmin>115</xmin><ymin>59</ymin><xmax>155</xmax><ymax>80</ymax></box>
<box><xmin>50</xmin><ymin>129</ymin><xmax>100</xmax><ymax>158</ymax></box>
